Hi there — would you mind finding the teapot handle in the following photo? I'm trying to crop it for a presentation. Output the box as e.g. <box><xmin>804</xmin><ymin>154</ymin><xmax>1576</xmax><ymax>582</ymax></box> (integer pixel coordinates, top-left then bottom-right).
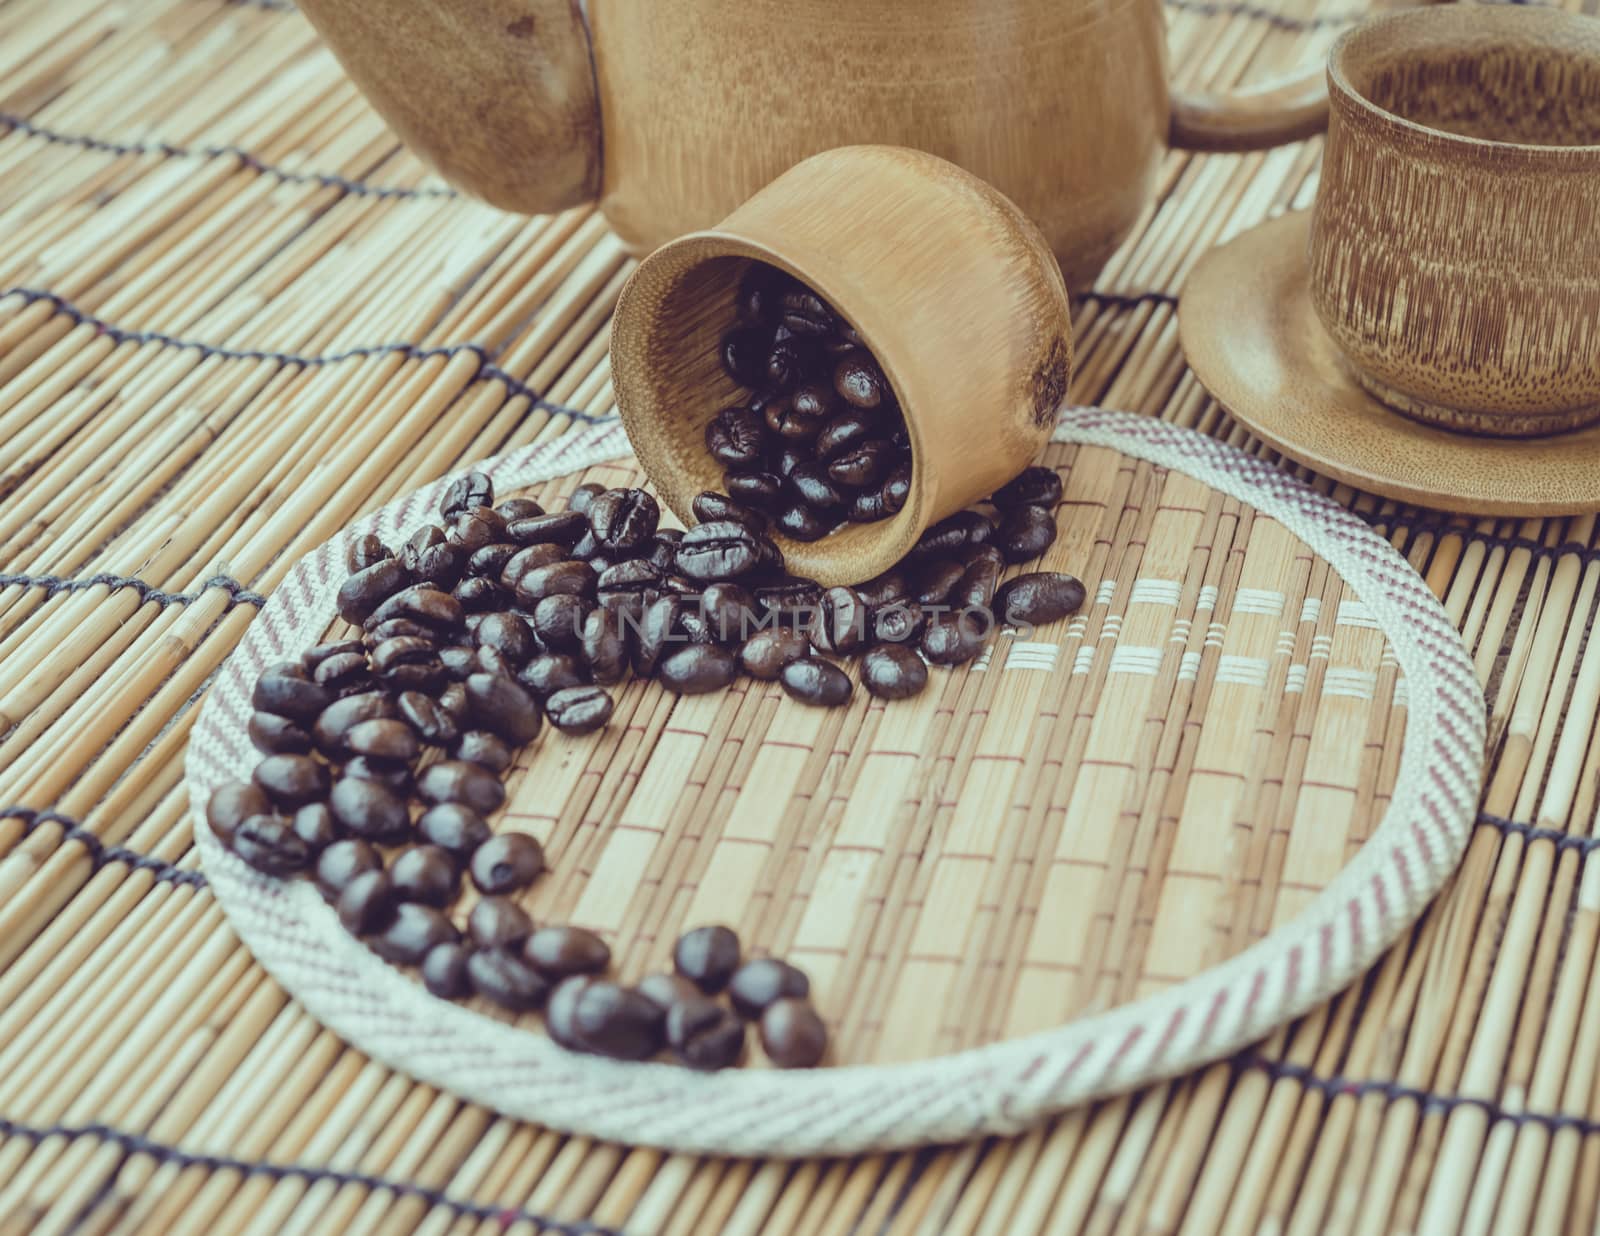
<box><xmin>295</xmin><ymin>0</ymin><xmax>601</xmax><ymax>214</ymax></box>
<box><xmin>1168</xmin><ymin>64</ymin><xmax>1329</xmax><ymax>152</ymax></box>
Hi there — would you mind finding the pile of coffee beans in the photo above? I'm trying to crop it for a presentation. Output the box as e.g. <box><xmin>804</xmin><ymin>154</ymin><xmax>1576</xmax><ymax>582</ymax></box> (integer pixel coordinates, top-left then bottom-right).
<box><xmin>707</xmin><ymin>264</ymin><xmax>912</xmax><ymax>541</ymax></box>
<box><xmin>208</xmin><ymin>459</ymin><xmax>1083</xmax><ymax>1071</ymax></box>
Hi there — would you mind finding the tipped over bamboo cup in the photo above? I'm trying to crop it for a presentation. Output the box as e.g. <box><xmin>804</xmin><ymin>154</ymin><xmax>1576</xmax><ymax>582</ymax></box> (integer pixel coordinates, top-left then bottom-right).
<box><xmin>610</xmin><ymin>145</ymin><xmax>1074</xmax><ymax>586</ymax></box>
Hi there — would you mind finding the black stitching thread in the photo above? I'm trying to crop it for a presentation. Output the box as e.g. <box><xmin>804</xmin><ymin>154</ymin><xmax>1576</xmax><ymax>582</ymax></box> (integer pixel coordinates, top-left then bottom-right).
<box><xmin>1240</xmin><ymin>1057</ymin><xmax>1600</xmax><ymax>1133</ymax></box>
<box><xmin>0</xmin><ymin>1115</ymin><xmax>621</xmax><ymax>1236</ymax></box>
<box><xmin>2</xmin><ymin>807</ymin><xmax>208</xmax><ymax>888</ymax></box>
<box><xmin>1347</xmin><ymin>506</ymin><xmax>1600</xmax><ymax>566</ymax></box>
<box><xmin>0</xmin><ymin>571</ymin><xmax>266</xmax><ymax>611</ymax></box>
<box><xmin>4</xmin><ymin>287</ymin><xmax>613</xmax><ymax>425</ymax></box>
<box><xmin>1080</xmin><ymin>289</ymin><xmax>1181</xmax><ymax>311</ymax></box>
<box><xmin>1477</xmin><ymin>809</ymin><xmax>1600</xmax><ymax>854</ymax></box>
<box><xmin>0</xmin><ymin>113</ymin><xmax>458</xmax><ymax>201</ymax></box>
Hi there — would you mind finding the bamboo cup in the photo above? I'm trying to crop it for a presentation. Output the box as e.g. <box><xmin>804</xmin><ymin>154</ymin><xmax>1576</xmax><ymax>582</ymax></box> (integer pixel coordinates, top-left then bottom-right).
<box><xmin>609</xmin><ymin>145</ymin><xmax>1074</xmax><ymax>586</ymax></box>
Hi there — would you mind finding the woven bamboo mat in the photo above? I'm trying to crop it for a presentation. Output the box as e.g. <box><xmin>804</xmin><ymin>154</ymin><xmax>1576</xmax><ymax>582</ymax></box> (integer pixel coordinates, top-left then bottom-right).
<box><xmin>0</xmin><ymin>0</ymin><xmax>1595</xmax><ymax>1228</ymax></box>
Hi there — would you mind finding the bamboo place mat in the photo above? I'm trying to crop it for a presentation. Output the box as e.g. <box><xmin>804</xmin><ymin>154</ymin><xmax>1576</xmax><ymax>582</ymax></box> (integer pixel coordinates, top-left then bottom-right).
<box><xmin>0</xmin><ymin>0</ymin><xmax>1596</xmax><ymax>1229</ymax></box>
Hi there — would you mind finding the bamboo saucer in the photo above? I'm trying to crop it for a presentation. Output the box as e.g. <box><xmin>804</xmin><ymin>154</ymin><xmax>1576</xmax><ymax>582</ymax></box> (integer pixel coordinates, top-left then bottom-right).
<box><xmin>1179</xmin><ymin>211</ymin><xmax>1600</xmax><ymax>516</ymax></box>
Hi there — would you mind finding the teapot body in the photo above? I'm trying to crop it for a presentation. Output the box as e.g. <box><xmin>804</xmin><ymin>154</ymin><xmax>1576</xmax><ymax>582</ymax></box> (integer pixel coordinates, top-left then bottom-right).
<box><xmin>589</xmin><ymin>0</ymin><xmax>1170</xmax><ymax>288</ymax></box>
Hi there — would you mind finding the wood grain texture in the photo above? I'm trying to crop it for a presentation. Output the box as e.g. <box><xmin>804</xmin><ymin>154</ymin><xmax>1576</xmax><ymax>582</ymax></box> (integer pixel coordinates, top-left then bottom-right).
<box><xmin>610</xmin><ymin>146</ymin><xmax>1073</xmax><ymax>586</ymax></box>
<box><xmin>293</xmin><ymin>0</ymin><xmax>601</xmax><ymax>215</ymax></box>
<box><xmin>1308</xmin><ymin>6</ymin><xmax>1600</xmax><ymax>436</ymax></box>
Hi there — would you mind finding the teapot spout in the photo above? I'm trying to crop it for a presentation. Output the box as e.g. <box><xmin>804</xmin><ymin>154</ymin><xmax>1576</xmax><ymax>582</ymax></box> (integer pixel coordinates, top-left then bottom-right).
<box><xmin>296</xmin><ymin>0</ymin><xmax>601</xmax><ymax>214</ymax></box>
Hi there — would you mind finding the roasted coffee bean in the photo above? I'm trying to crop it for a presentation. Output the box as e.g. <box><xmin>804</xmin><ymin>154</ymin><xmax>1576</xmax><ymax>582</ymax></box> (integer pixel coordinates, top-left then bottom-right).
<box><xmin>912</xmin><ymin>511</ymin><xmax>994</xmax><ymax>559</ymax></box>
<box><xmin>597</xmin><ymin>558</ymin><xmax>664</xmax><ymax>601</ymax></box>
<box><xmin>856</xmin><ymin>569</ymin><xmax>910</xmax><ymax>610</ymax></box>
<box><xmin>511</xmin><ymin>559</ymin><xmax>597</xmax><ymax>605</ymax></box>
<box><xmin>207</xmin><ymin>782</ymin><xmax>273</xmax><ymax>845</ymax></box>
<box><xmin>658</xmin><ymin>644</ymin><xmax>739</xmax><ymax>695</ymax></box>
<box><xmin>397</xmin><ymin>691</ymin><xmax>459</xmax><ymax>746</ymax></box>
<box><xmin>668</xmin><ymin>995</ymin><xmax>747</xmax><ymax>1071</ymax></box>
<box><xmin>341</xmin><ymin>755</ymin><xmax>414</xmax><ymax>793</ymax></box>
<box><xmin>409</xmin><ymin>540</ymin><xmax>467</xmax><ymax>589</ymax></box>
<box><xmin>421</xmin><ymin>942</ymin><xmax>473</xmax><ymax>998</ymax></box>
<box><xmin>846</xmin><ymin>489</ymin><xmax>887</xmax><ymax>523</ymax></box>
<box><xmin>378</xmin><ymin>661</ymin><xmax>444</xmax><ymax>695</ymax></box>
<box><xmin>417</xmin><ymin>802</ymin><xmax>493</xmax><ymax>858</ymax></box>
<box><xmin>764</xmin><ymin>334</ymin><xmax>819</xmax><ymax>390</ymax></box>
<box><xmin>720</xmin><ymin>326</ymin><xmax>770</xmax><ymax>387</ymax></box>
<box><xmin>314</xmin><ymin>838</ymin><xmax>382</xmax><ymax>897</ymax></box>
<box><xmin>252</xmin><ymin>668</ymin><xmax>332</xmax><ymax>725</ymax></box>
<box><xmin>705</xmin><ymin>406</ymin><xmax>768</xmax><ymax>469</ymax></box>
<box><xmin>438</xmin><ymin>681</ymin><xmax>470</xmax><ymax>722</ymax></box>
<box><xmin>417</xmin><ymin>760</ymin><xmax>506</xmax><ymax>815</ymax></box>
<box><xmin>726</xmin><ymin>957</ymin><xmax>810</xmax><ymax>1019</ymax></box>
<box><xmin>631</xmin><ymin>594</ymin><xmax>681</xmax><ymax>678</ymax></box>
<box><xmin>469</xmin><ymin>832</ymin><xmax>545</xmax><ymax>895</ymax></box>
<box><xmin>674</xmin><ymin>605</ymin><xmax>716</xmax><ymax>645</ymax></box>
<box><xmin>776</xmin><ymin>502</ymin><xmax>833</xmax><ymax>541</ymax></box>
<box><xmin>991</xmin><ymin>465</ymin><xmax>1062</xmax><ymax>509</ymax></box>
<box><xmin>571</xmin><ymin>982</ymin><xmax>665</xmax><ymax>1060</ymax></box>
<box><xmin>760</xmin><ymin>997</ymin><xmax>828</xmax><ymax>1067</ymax></box>
<box><xmin>290</xmin><ymin>802</ymin><xmax>338</xmax><ymax>851</ymax></box>
<box><xmin>369</xmin><ymin>617</ymin><xmax>439</xmax><ymax>644</ymax></box>
<box><xmin>881</xmin><ymin>463</ymin><xmax>912</xmax><ymax>514</ymax></box>
<box><xmin>997</xmin><ymin>504</ymin><xmax>1058</xmax><ymax>563</ymax></box>
<box><xmin>755</xmin><ymin>580</ymin><xmax>822</xmax><ymax>622</ymax></box>
<box><xmin>347</xmin><ymin>533</ymin><xmax>393</xmax><ymax>572</ymax></box>
<box><xmin>833</xmin><ymin>352</ymin><xmax>887</xmax><ymax>409</ymax></box>
<box><xmin>765</xmin><ymin>391</ymin><xmax>827</xmax><ymax>441</ymax></box>
<box><xmin>253</xmin><ymin>754</ymin><xmax>330</xmax><ymax>809</ymax></box>
<box><xmin>467</xmin><ymin>542</ymin><xmax>519</xmax><ymax>579</ymax></box>
<box><xmin>473</xmin><ymin>612</ymin><xmax>537</xmax><ymax>667</ymax></box>
<box><xmin>649</xmin><ymin>530</ymin><xmax>686</xmax><ymax>573</ymax></box>
<box><xmin>581</xmin><ymin>604</ymin><xmax>629</xmax><ymax>686</ymax></box>
<box><xmin>249</xmin><ymin>711</ymin><xmax>312</xmax><ymax>755</ymax></box>
<box><xmin>390</xmin><ymin>844</ymin><xmax>459</xmax><ymax>908</ymax></box>
<box><xmin>312</xmin><ymin>651</ymin><xmax>370</xmax><ymax>693</ymax></box>
<box><xmin>815</xmin><ymin>586</ymin><xmax>869</xmax><ymax>654</ymax></box>
<box><xmin>302</xmin><ymin>639</ymin><xmax>366</xmax><ymax>674</ymax></box>
<box><xmin>329</xmin><ymin>775</ymin><xmax>411</xmax><ymax>844</ymax></box>
<box><xmin>700</xmin><ymin>582</ymin><xmax>758</xmax><ymax>642</ymax></box>
<box><xmin>370</xmin><ymin>903</ymin><xmax>459</xmax><ymax>965</ymax></box>
<box><xmin>635</xmin><ymin>972</ymin><xmax>701</xmax><ymax>1013</ymax></box>
<box><xmin>774</xmin><ymin>442</ymin><xmax>812</xmax><ymax>478</ymax></box>
<box><xmin>994</xmin><ymin>571</ymin><xmax>1086</xmax><ymax>626</ymax></box>
<box><xmin>921</xmin><ymin>611</ymin><xmax>990</xmax><ymax>666</ymax></box>
<box><xmin>312</xmin><ymin>692</ymin><xmax>397</xmax><ymax>755</ymax></box>
<box><xmin>689</xmin><ymin>492</ymin><xmax>763</xmax><ymax>533</ymax></box>
<box><xmin>872</xmin><ymin>600</ymin><xmax>926</xmax><ymax>645</ymax></box>
<box><xmin>739</xmin><ymin>627</ymin><xmax>812</xmax><ymax>680</ymax></box>
<box><xmin>337</xmin><ymin>558</ymin><xmax>411</xmax><ymax>624</ymax></box>
<box><xmin>545</xmin><ymin>976</ymin><xmax>597</xmax><ymax>1049</ymax></box>
<box><xmin>910</xmin><ymin>558</ymin><xmax>966</xmax><ymax>606</ymax></box>
<box><xmin>570</xmin><ymin>529</ymin><xmax>601</xmax><ymax>560</ymax></box>
<box><xmin>862</xmin><ymin>643</ymin><xmax>929</xmax><ymax>699</ymax></box>
<box><xmin>231</xmin><ymin>814</ymin><xmax>312</xmax><ymax>876</ymax></box>
<box><xmin>826</xmin><ymin>438</ymin><xmax>895</xmax><ymax>488</ymax></box>
<box><xmin>674</xmin><ymin>925</ymin><xmax>741</xmax><ymax>993</ymax></box>
<box><xmin>446</xmin><ymin>505</ymin><xmax>507</xmax><ymax>551</ymax></box>
<box><xmin>955</xmin><ymin>546</ymin><xmax>1004</xmax><ymax>610</ymax></box>
<box><xmin>337</xmin><ymin>869</ymin><xmax>398</xmax><ymax>934</ymax></box>
<box><xmin>516</xmin><ymin>646</ymin><xmax>588</xmax><ymax>697</ymax></box>
<box><xmin>588</xmin><ymin>488</ymin><xmax>659</xmax><ymax>552</ymax></box>
<box><xmin>499</xmin><ymin>543</ymin><xmax>566</xmax><ymax>593</ymax></box>
<box><xmin>531</xmin><ymin>593</ymin><xmax>588</xmax><ymax>652</ymax></box>
<box><xmin>814</xmin><ymin>411</ymin><xmax>877</xmax><ymax>464</ymax></box>
<box><xmin>496</xmin><ymin>497</ymin><xmax>545</xmax><ymax>522</ymax></box>
<box><xmin>369</xmin><ymin>636</ymin><xmax>437</xmax><ymax>678</ymax></box>
<box><xmin>723</xmin><ymin>468</ymin><xmax>785</xmax><ymax>512</ymax></box>
<box><xmin>545</xmin><ymin>685</ymin><xmax>615</xmax><ymax>735</ymax></box>
<box><xmin>787</xmin><ymin>460</ymin><xmax>843</xmax><ymax>511</ymax></box>
<box><xmin>470</xmin><ymin>897</ymin><xmax>534</xmax><ymax>949</ymax></box>
<box><xmin>468</xmin><ymin>946</ymin><xmax>550</xmax><ymax>1011</ymax></box>
<box><xmin>506</xmin><ymin>510</ymin><xmax>588</xmax><ymax>548</ymax></box>
<box><xmin>778</xmin><ymin>287</ymin><xmax>833</xmax><ymax>335</ymax></box>
<box><xmin>367</xmin><ymin>584</ymin><xmax>464</xmax><ymax>634</ymax></box>
<box><xmin>344</xmin><ymin>718</ymin><xmax>420</xmax><ymax>762</ymax></box>
<box><xmin>677</xmin><ymin>521</ymin><xmax>764</xmax><ymax>581</ymax></box>
<box><xmin>441</xmin><ymin>471</ymin><xmax>494</xmax><ymax>519</ymax></box>
<box><xmin>780</xmin><ymin>657</ymin><xmax>854</xmax><ymax>707</ymax></box>
<box><xmin>737</xmin><ymin>265</ymin><xmax>782</xmax><ymax>324</ymax></box>
<box><xmin>526</xmin><ymin>925</ymin><xmax>610</xmax><ymax>978</ymax></box>
<box><xmin>454</xmin><ymin>575</ymin><xmax>510</xmax><ymax>613</ymax></box>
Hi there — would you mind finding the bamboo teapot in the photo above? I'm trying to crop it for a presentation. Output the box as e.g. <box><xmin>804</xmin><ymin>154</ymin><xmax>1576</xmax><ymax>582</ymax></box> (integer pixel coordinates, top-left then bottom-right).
<box><xmin>295</xmin><ymin>0</ymin><xmax>1330</xmax><ymax>287</ymax></box>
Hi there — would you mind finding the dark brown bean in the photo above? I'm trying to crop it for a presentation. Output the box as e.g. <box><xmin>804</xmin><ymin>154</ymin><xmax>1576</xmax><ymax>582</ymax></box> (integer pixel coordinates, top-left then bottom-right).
<box><xmin>347</xmin><ymin>533</ymin><xmax>393</xmax><ymax>573</ymax></box>
<box><xmin>545</xmin><ymin>976</ymin><xmax>597</xmax><ymax>1048</ymax></box>
<box><xmin>499</xmin><ymin>543</ymin><xmax>566</xmax><ymax>593</ymax></box>
<box><xmin>252</xmin><ymin>754</ymin><xmax>330</xmax><ymax>809</ymax></box>
<box><xmin>517</xmin><ymin>653</ymin><xmax>589</xmax><ymax>698</ymax></box>
<box><xmin>588</xmin><ymin>488</ymin><xmax>659</xmax><ymax>552</ymax></box>
<box><xmin>329</xmin><ymin>776</ymin><xmax>412</xmax><ymax>845</ymax></box>
<box><xmin>993</xmin><ymin>572</ymin><xmax>1086</xmax><ymax>626</ymax></box>
<box><xmin>872</xmin><ymin>600</ymin><xmax>926</xmax><ymax>645</ymax></box>
<box><xmin>846</xmin><ymin>489</ymin><xmax>888</xmax><ymax>523</ymax></box>
<box><xmin>454</xmin><ymin>575</ymin><xmax>511</xmax><ymax>613</ymax></box>
<box><xmin>955</xmin><ymin>546</ymin><xmax>1004</xmax><ymax>611</ymax></box>
<box><xmin>765</xmin><ymin>333</ymin><xmax>820</xmax><ymax>389</ymax></box>
<box><xmin>722</xmin><ymin>468</ymin><xmax>785</xmax><ymax>511</ymax></box>
<box><xmin>727</xmin><ymin>958</ymin><xmax>811</xmax><ymax>1019</ymax></box>
<box><xmin>667</xmin><ymin>994</ymin><xmax>747</xmax><ymax>1071</ymax></box>
<box><xmin>787</xmin><ymin>460</ymin><xmax>843</xmax><ymax>511</ymax></box>
<box><xmin>921</xmin><ymin>611</ymin><xmax>991</xmax><ymax>666</ymax></box>
<box><xmin>705</xmin><ymin>406</ymin><xmax>768</xmax><ymax>469</ymax></box>
<box><xmin>658</xmin><ymin>644</ymin><xmax>739</xmax><ymax>695</ymax></box>
<box><xmin>649</xmin><ymin>530</ymin><xmax>687</xmax><ymax>573</ymax></box>
<box><xmin>991</xmin><ymin>465</ymin><xmax>1062</xmax><ymax>509</ymax></box>
<box><xmin>506</xmin><ymin>510</ymin><xmax>588</xmax><ymax>548</ymax></box>
<box><xmin>314</xmin><ymin>838</ymin><xmax>382</xmax><ymax>897</ymax></box>
<box><xmin>511</xmin><ymin>559</ymin><xmax>597</xmax><ymax>606</ymax></box>
<box><xmin>911</xmin><ymin>558</ymin><xmax>966</xmax><ymax>606</ymax></box>
<box><xmin>468</xmin><ymin>896</ymin><xmax>534</xmax><ymax>948</ymax></box>
<box><xmin>207</xmin><ymin>781</ymin><xmax>272</xmax><ymax>845</ymax></box>
<box><xmin>571</xmin><ymin>982</ymin><xmax>665</xmax><ymax>1060</ymax></box>
<box><xmin>739</xmin><ymin>627</ymin><xmax>811</xmax><ymax>680</ymax></box>
<box><xmin>404</xmin><ymin>527</ymin><xmax>466</xmax><ymax>589</ymax></box>
<box><xmin>635</xmin><ymin>972</ymin><xmax>702</xmax><ymax>1013</ymax></box>
<box><xmin>581</xmin><ymin>604</ymin><xmax>629</xmax><ymax>686</ymax></box>
<box><xmin>813</xmin><ymin>411</ymin><xmax>874</xmax><ymax>462</ymax></box>
<box><xmin>230</xmin><ymin>814</ymin><xmax>312</xmax><ymax>876</ymax></box>
<box><xmin>417</xmin><ymin>803</ymin><xmax>493</xmax><ymax>858</ymax></box>
<box><xmin>312</xmin><ymin>651</ymin><xmax>370</xmax><ymax>693</ymax></box>
<box><xmin>391</xmin><ymin>845</ymin><xmax>459</xmax><ymax>907</ymax></box>
<box><xmin>467</xmin><ymin>947</ymin><xmax>549</xmax><ymax>1011</ymax></box>
<box><xmin>252</xmin><ymin>668</ymin><xmax>333</xmax><ymax>725</ymax></box>
<box><xmin>544</xmin><ymin>685</ymin><xmax>614</xmax><ymax>735</ymax></box>
<box><xmin>248</xmin><ymin>711</ymin><xmax>311</xmax><ymax>755</ymax></box>
<box><xmin>475</xmin><ymin>545</ymin><xmax>519</xmax><ymax>581</ymax></box>
<box><xmin>469</xmin><ymin>832</ymin><xmax>545</xmax><ymax>895</ymax></box>
<box><xmin>370</xmin><ymin>617</ymin><xmax>441</xmax><ymax>644</ymax></box>
<box><xmin>759</xmin><ymin>998</ymin><xmax>828</xmax><ymax>1067</ymax></box>
<box><xmin>525</xmin><ymin>925</ymin><xmax>611</xmax><ymax>979</ymax></box>
<box><xmin>441</xmin><ymin>471</ymin><xmax>494</xmax><ymax>519</ymax></box>
<box><xmin>498</xmin><ymin>497</ymin><xmax>545</xmax><ymax>522</ymax></box>
<box><xmin>861</xmin><ymin>643</ymin><xmax>929</xmax><ymax>700</ymax></box>
<box><xmin>337</xmin><ymin>870</ymin><xmax>398</xmax><ymax>935</ymax></box>
<box><xmin>397</xmin><ymin>691</ymin><xmax>459</xmax><ymax>746</ymax></box>
<box><xmin>464</xmin><ymin>672</ymin><xmax>542</xmax><ymax>744</ymax></box>
<box><xmin>691</xmin><ymin>491</ymin><xmax>766</xmax><ymax>532</ymax></box>
<box><xmin>913</xmin><ymin>511</ymin><xmax>994</xmax><ymax>559</ymax></box>
<box><xmin>775</xmin><ymin>502</ymin><xmax>831</xmax><ymax>541</ymax></box>
<box><xmin>826</xmin><ymin>438</ymin><xmax>895</xmax><ymax>489</ymax></box>
<box><xmin>774</xmin><ymin>442</ymin><xmax>812</xmax><ymax>478</ymax></box>
<box><xmin>344</xmin><ymin>718</ymin><xmax>420</xmax><ymax>762</ymax></box>
<box><xmin>996</xmin><ymin>504</ymin><xmax>1058</xmax><ymax>563</ymax></box>
<box><xmin>815</xmin><ymin>586</ymin><xmax>868</xmax><ymax>654</ymax></box>
<box><xmin>337</xmin><ymin>558</ymin><xmax>411</xmax><ymax>624</ymax></box>
<box><xmin>445</xmin><ymin>730</ymin><xmax>511</xmax><ymax>776</ymax></box>
<box><xmin>631</xmin><ymin>594</ymin><xmax>680</xmax><ymax>679</ymax></box>
<box><xmin>755</xmin><ymin>580</ymin><xmax>822</xmax><ymax>622</ymax></box>
<box><xmin>677</xmin><ymin>521</ymin><xmax>764</xmax><ymax>581</ymax></box>
<box><xmin>699</xmin><ymin>582</ymin><xmax>758</xmax><ymax>643</ymax></box>
<box><xmin>764</xmin><ymin>391</ymin><xmax>826</xmax><ymax>441</ymax></box>
<box><xmin>673</xmin><ymin>925</ymin><xmax>741</xmax><ymax>993</ymax></box>
<box><xmin>302</xmin><ymin>639</ymin><xmax>366</xmax><ymax>674</ymax></box>
<box><xmin>290</xmin><ymin>802</ymin><xmax>338</xmax><ymax>851</ymax></box>
<box><xmin>720</xmin><ymin>327</ymin><xmax>770</xmax><ymax>386</ymax></box>
<box><xmin>369</xmin><ymin>903</ymin><xmax>459</xmax><ymax>965</ymax></box>
<box><xmin>881</xmin><ymin>462</ymin><xmax>912</xmax><ymax>515</ymax></box>
<box><xmin>531</xmin><ymin>593</ymin><xmax>588</xmax><ymax>652</ymax></box>
<box><xmin>474</xmin><ymin>612</ymin><xmax>537</xmax><ymax>665</ymax></box>
<box><xmin>367</xmin><ymin>584</ymin><xmax>465</xmax><ymax>634</ymax></box>
<box><xmin>421</xmin><ymin>942</ymin><xmax>473</xmax><ymax>999</ymax></box>
<box><xmin>833</xmin><ymin>352</ymin><xmax>887</xmax><ymax>409</ymax></box>
<box><xmin>779</xmin><ymin>657</ymin><xmax>853</xmax><ymax>707</ymax></box>
<box><xmin>417</xmin><ymin>760</ymin><xmax>506</xmax><ymax>815</ymax></box>
<box><xmin>446</xmin><ymin>505</ymin><xmax>508</xmax><ymax>551</ymax></box>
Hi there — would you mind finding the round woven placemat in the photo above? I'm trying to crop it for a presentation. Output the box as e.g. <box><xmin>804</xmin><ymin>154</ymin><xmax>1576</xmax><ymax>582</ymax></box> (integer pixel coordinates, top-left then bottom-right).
<box><xmin>185</xmin><ymin>407</ymin><xmax>1485</xmax><ymax>1157</ymax></box>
